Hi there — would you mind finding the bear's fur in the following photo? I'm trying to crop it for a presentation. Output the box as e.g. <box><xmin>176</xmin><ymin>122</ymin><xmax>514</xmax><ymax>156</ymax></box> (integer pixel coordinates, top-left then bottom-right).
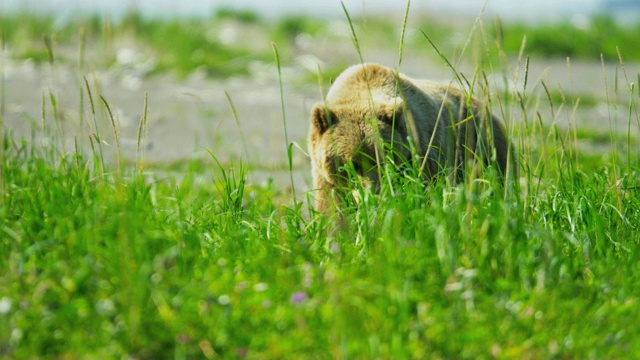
<box><xmin>308</xmin><ymin>63</ymin><xmax>516</xmax><ymax>212</ymax></box>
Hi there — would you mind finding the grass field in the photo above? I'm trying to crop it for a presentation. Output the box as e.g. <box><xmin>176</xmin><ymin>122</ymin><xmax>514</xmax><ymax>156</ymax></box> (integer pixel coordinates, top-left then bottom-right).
<box><xmin>2</xmin><ymin>7</ymin><xmax>640</xmax><ymax>359</ymax></box>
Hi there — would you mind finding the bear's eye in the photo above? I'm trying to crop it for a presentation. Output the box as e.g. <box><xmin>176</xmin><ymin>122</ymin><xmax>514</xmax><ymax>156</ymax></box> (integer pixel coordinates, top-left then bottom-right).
<box><xmin>336</xmin><ymin>161</ymin><xmax>360</xmax><ymax>177</ymax></box>
<box><xmin>351</xmin><ymin>161</ymin><xmax>363</xmax><ymax>175</ymax></box>
<box><xmin>328</xmin><ymin>156</ymin><xmax>342</xmax><ymax>171</ymax></box>
<box><xmin>353</xmin><ymin>155</ymin><xmax>377</xmax><ymax>174</ymax></box>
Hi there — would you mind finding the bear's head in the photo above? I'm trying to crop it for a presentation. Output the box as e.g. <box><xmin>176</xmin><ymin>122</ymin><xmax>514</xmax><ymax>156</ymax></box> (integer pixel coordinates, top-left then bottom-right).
<box><xmin>308</xmin><ymin>97</ymin><xmax>412</xmax><ymax>192</ymax></box>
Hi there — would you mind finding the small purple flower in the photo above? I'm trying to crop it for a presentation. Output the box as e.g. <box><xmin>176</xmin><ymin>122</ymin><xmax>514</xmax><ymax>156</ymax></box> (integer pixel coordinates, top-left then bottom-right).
<box><xmin>176</xmin><ymin>333</ymin><xmax>189</xmax><ymax>344</ymax></box>
<box><xmin>290</xmin><ymin>291</ymin><xmax>308</xmax><ymax>305</ymax></box>
<box><xmin>236</xmin><ymin>348</ymin><xmax>248</xmax><ymax>358</ymax></box>
<box><xmin>235</xmin><ymin>281</ymin><xmax>248</xmax><ymax>292</ymax></box>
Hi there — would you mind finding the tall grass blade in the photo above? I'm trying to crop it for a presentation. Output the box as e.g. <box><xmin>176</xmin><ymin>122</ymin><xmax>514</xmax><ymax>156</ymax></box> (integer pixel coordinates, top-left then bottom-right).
<box><xmin>100</xmin><ymin>95</ymin><xmax>121</xmax><ymax>175</ymax></box>
<box><xmin>523</xmin><ymin>56</ymin><xmax>530</xmax><ymax>94</ymax></box>
<box><xmin>628</xmin><ymin>83</ymin><xmax>636</xmax><ymax>169</ymax></box>
<box><xmin>417</xmin><ymin>31</ymin><xmax>463</xmax><ymax>177</ymax></box>
<box><xmin>224</xmin><ymin>91</ymin><xmax>250</xmax><ymax>164</ymax></box>
<box><xmin>43</xmin><ymin>34</ymin><xmax>55</xmax><ymax>66</ymax></box>
<box><xmin>315</xmin><ymin>64</ymin><xmax>329</xmax><ymax>104</ymax></box>
<box><xmin>272</xmin><ymin>43</ymin><xmax>297</xmax><ymax>207</ymax></box>
<box><xmin>615</xmin><ymin>47</ymin><xmax>639</xmax><ymax>170</ymax></box>
<box><xmin>453</xmin><ymin>3</ymin><xmax>487</xmax><ymax>67</ymax></box>
<box><xmin>397</xmin><ymin>0</ymin><xmax>411</xmax><ymax>69</ymax></box>
<box><xmin>83</xmin><ymin>77</ymin><xmax>105</xmax><ymax>173</ymax></box>
<box><xmin>41</xmin><ymin>90</ymin><xmax>46</xmax><ymax>137</ymax></box>
<box><xmin>0</xmin><ymin>29</ymin><xmax>5</xmax><ymax>128</ymax></box>
<box><xmin>420</xmin><ymin>31</ymin><xmax>463</xmax><ymax>86</ymax></box>
<box><xmin>49</xmin><ymin>92</ymin><xmax>64</xmax><ymax>150</ymax></box>
<box><xmin>340</xmin><ymin>1</ymin><xmax>365</xmax><ymax>65</ymax></box>
<box><xmin>208</xmin><ymin>150</ymin><xmax>246</xmax><ymax>221</ymax></box>
<box><xmin>0</xmin><ymin>30</ymin><xmax>4</xmax><ymax>191</ymax></box>
<box><xmin>136</xmin><ymin>92</ymin><xmax>149</xmax><ymax>172</ymax></box>
<box><xmin>78</xmin><ymin>86</ymin><xmax>84</xmax><ymax>136</ymax></box>
<box><xmin>78</xmin><ymin>25</ymin><xmax>86</xmax><ymax>72</ymax></box>
<box><xmin>84</xmin><ymin>76</ymin><xmax>105</xmax><ymax>172</ymax></box>
<box><xmin>600</xmin><ymin>54</ymin><xmax>623</xmax><ymax>211</ymax></box>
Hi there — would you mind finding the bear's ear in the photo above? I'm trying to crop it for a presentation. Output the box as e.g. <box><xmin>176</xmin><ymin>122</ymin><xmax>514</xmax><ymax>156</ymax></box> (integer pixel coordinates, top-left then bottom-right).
<box><xmin>311</xmin><ymin>104</ymin><xmax>336</xmax><ymax>135</ymax></box>
<box><xmin>377</xmin><ymin>98</ymin><xmax>404</xmax><ymax>127</ymax></box>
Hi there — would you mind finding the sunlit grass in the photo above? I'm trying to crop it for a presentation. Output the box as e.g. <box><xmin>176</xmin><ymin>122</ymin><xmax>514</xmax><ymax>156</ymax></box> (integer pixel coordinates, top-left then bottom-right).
<box><xmin>1</xmin><ymin>6</ymin><xmax>640</xmax><ymax>360</ymax></box>
<box><xmin>498</xmin><ymin>15</ymin><xmax>640</xmax><ymax>61</ymax></box>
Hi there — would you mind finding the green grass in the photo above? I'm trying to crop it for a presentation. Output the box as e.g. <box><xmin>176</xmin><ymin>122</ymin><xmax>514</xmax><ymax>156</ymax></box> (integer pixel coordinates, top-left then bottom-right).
<box><xmin>497</xmin><ymin>15</ymin><xmax>640</xmax><ymax>61</ymax></box>
<box><xmin>116</xmin><ymin>12</ymin><xmax>272</xmax><ymax>78</ymax></box>
<box><xmin>4</xmin><ymin>12</ymin><xmax>640</xmax><ymax>78</ymax></box>
<box><xmin>2</xmin><ymin>117</ymin><xmax>640</xmax><ymax>358</ymax></box>
<box><xmin>0</xmin><ymin>11</ymin><xmax>271</xmax><ymax>77</ymax></box>
<box><xmin>2</xmin><ymin>8</ymin><xmax>640</xmax><ymax>360</ymax></box>
<box><xmin>214</xmin><ymin>7</ymin><xmax>262</xmax><ymax>24</ymax></box>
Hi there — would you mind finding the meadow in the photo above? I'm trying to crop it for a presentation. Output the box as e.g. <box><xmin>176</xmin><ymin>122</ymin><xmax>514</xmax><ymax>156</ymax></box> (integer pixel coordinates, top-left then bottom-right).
<box><xmin>1</xmin><ymin>6</ymin><xmax>640</xmax><ymax>359</ymax></box>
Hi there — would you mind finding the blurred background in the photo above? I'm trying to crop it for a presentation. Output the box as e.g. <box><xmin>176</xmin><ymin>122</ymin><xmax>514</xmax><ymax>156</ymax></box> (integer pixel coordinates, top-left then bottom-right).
<box><xmin>1</xmin><ymin>0</ymin><xmax>639</xmax><ymax>191</ymax></box>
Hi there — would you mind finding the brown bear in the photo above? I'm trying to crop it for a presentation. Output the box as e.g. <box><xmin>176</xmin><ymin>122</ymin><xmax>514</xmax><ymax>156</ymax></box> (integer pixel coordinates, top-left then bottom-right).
<box><xmin>307</xmin><ymin>63</ymin><xmax>516</xmax><ymax>212</ymax></box>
